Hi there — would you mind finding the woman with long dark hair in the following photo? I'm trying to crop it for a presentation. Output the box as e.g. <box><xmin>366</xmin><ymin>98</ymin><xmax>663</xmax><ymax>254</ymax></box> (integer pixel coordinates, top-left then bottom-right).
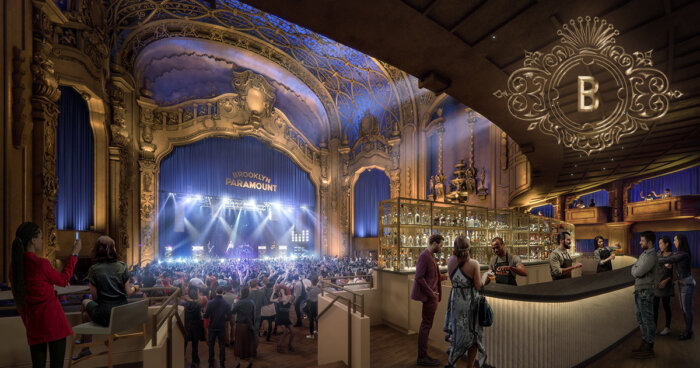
<box><xmin>443</xmin><ymin>236</ymin><xmax>486</xmax><ymax>368</ymax></box>
<box><xmin>658</xmin><ymin>233</ymin><xmax>696</xmax><ymax>340</ymax></box>
<box><xmin>232</xmin><ymin>285</ymin><xmax>255</xmax><ymax>368</ymax></box>
<box><xmin>654</xmin><ymin>236</ymin><xmax>674</xmax><ymax>336</ymax></box>
<box><xmin>11</xmin><ymin>222</ymin><xmax>81</xmax><ymax>368</ymax></box>
<box><xmin>74</xmin><ymin>236</ymin><xmax>138</xmax><ymax>359</ymax></box>
<box><xmin>271</xmin><ymin>286</ymin><xmax>294</xmax><ymax>353</ymax></box>
<box><xmin>593</xmin><ymin>235</ymin><xmax>616</xmax><ymax>273</ymax></box>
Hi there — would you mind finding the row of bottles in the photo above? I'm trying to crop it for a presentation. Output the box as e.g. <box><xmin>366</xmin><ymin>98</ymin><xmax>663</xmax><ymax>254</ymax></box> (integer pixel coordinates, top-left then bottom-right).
<box><xmin>382</xmin><ymin>205</ymin><xmax>490</xmax><ymax>228</ymax></box>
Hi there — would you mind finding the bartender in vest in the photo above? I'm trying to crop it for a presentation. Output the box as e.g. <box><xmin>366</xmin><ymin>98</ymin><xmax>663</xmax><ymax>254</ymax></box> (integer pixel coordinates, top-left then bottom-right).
<box><xmin>593</xmin><ymin>235</ymin><xmax>617</xmax><ymax>273</ymax></box>
<box><xmin>484</xmin><ymin>237</ymin><xmax>528</xmax><ymax>286</ymax></box>
<box><xmin>548</xmin><ymin>231</ymin><xmax>582</xmax><ymax>280</ymax></box>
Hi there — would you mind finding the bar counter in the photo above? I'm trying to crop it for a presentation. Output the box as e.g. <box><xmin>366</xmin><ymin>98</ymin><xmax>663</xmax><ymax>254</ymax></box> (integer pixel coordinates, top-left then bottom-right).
<box><xmin>375</xmin><ymin>255</ymin><xmax>639</xmax><ymax>367</ymax></box>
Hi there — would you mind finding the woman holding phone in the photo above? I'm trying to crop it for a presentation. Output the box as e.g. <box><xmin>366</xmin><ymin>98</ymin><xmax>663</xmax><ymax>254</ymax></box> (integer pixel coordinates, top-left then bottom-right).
<box><xmin>11</xmin><ymin>222</ymin><xmax>81</xmax><ymax>368</ymax></box>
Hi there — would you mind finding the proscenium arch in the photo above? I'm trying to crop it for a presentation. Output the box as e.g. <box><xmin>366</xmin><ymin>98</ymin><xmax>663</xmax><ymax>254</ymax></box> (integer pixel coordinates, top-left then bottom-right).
<box><xmin>152</xmin><ymin>130</ymin><xmax>323</xmax><ymax>258</ymax></box>
<box><xmin>117</xmin><ymin>20</ymin><xmax>339</xmax><ymax>141</ymax></box>
<box><xmin>349</xmin><ymin>165</ymin><xmax>390</xmax><ymax>239</ymax></box>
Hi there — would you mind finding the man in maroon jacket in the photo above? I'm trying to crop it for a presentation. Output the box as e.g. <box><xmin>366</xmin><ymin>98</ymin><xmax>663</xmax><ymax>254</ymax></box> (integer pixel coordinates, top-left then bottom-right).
<box><xmin>411</xmin><ymin>233</ymin><xmax>446</xmax><ymax>366</ymax></box>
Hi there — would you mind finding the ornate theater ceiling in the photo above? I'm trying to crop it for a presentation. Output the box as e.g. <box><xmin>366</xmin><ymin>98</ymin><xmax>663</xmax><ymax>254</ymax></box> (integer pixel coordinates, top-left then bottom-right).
<box><xmin>242</xmin><ymin>0</ymin><xmax>700</xmax><ymax>206</ymax></box>
<box><xmin>107</xmin><ymin>0</ymin><xmax>420</xmax><ymax>145</ymax></box>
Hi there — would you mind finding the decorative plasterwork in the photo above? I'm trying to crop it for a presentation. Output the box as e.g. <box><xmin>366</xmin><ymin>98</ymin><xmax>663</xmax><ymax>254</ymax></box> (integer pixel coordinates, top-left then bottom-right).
<box><xmin>494</xmin><ymin>16</ymin><xmax>683</xmax><ymax>155</ymax></box>
<box><xmin>108</xmin><ymin>0</ymin><xmax>404</xmax><ymax>143</ymax></box>
<box><xmin>118</xmin><ymin>20</ymin><xmax>339</xmax><ymax>139</ymax></box>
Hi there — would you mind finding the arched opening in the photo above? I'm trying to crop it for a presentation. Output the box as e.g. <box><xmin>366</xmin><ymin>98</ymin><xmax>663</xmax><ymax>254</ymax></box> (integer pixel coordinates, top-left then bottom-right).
<box><xmin>157</xmin><ymin>136</ymin><xmax>317</xmax><ymax>259</ymax></box>
<box><xmin>353</xmin><ymin>169</ymin><xmax>390</xmax><ymax>238</ymax></box>
<box><xmin>56</xmin><ymin>86</ymin><xmax>94</xmax><ymax>231</ymax></box>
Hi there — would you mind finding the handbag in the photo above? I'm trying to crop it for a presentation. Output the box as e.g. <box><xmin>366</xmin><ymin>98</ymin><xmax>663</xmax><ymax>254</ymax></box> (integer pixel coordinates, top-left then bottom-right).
<box><xmin>475</xmin><ymin>292</ymin><xmax>494</xmax><ymax>327</ymax></box>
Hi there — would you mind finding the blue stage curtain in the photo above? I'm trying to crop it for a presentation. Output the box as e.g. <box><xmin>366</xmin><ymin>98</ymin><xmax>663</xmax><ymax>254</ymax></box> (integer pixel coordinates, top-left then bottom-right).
<box><xmin>530</xmin><ymin>204</ymin><xmax>554</xmax><ymax>218</ymax></box>
<box><xmin>630</xmin><ymin>231</ymin><xmax>700</xmax><ymax>267</ymax></box>
<box><xmin>426</xmin><ymin>133</ymin><xmax>438</xmax><ymax>198</ymax></box>
<box><xmin>56</xmin><ymin>86</ymin><xmax>94</xmax><ymax>231</ymax></box>
<box><xmin>158</xmin><ymin>136</ymin><xmax>316</xmax><ymax>257</ymax></box>
<box><xmin>353</xmin><ymin>169</ymin><xmax>390</xmax><ymax>237</ymax></box>
<box><xmin>159</xmin><ymin>136</ymin><xmax>316</xmax><ymax>206</ymax></box>
<box><xmin>576</xmin><ymin>238</ymin><xmax>608</xmax><ymax>253</ymax></box>
<box><xmin>628</xmin><ymin>165</ymin><xmax>700</xmax><ymax>203</ymax></box>
<box><xmin>577</xmin><ymin>190</ymin><xmax>609</xmax><ymax>207</ymax></box>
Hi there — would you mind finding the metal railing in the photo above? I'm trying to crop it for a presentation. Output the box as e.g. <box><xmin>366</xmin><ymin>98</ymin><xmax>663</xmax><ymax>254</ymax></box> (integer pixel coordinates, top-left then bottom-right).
<box><xmin>150</xmin><ymin>287</ymin><xmax>185</xmax><ymax>368</ymax></box>
<box><xmin>316</xmin><ymin>279</ymin><xmax>371</xmax><ymax>368</ymax></box>
<box><xmin>319</xmin><ymin>280</ymin><xmax>367</xmax><ymax>317</ymax></box>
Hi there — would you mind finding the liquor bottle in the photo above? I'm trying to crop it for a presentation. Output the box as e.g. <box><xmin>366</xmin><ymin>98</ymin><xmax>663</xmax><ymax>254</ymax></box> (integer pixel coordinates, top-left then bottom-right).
<box><xmin>446</xmin><ymin>214</ymin><xmax>452</xmax><ymax>227</ymax></box>
<box><xmin>439</xmin><ymin>212</ymin><xmax>445</xmax><ymax>226</ymax></box>
<box><xmin>400</xmin><ymin>253</ymin><xmax>406</xmax><ymax>269</ymax></box>
<box><xmin>400</xmin><ymin>205</ymin><xmax>405</xmax><ymax>224</ymax></box>
<box><xmin>415</xmin><ymin>210</ymin><xmax>421</xmax><ymax>225</ymax></box>
<box><xmin>408</xmin><ymin>235</ymin><xmax>414</xmax><ymax>248</ymax></box>
<box><xmin>408</xmin><ymin>253</ymin><xmax>413</xmax><ymax>267</ymax></box>
<box><xmin>457</xmin><ymin>213</ymin><xmax>463</xmax><ymax>227</ymax></box>
<box><xmin>422</xmin><ymin>233</ymin><xmax>428</xmax><ymax>248</ymax></box>
<box><xmin>421</xmin><ymin>210</ymin><xmax>428</xmax><ymax>225</ymax></box>
<box><xmin>401</xmin><ymin>233</ymin><xmax>406</xmax><ymax>248</ymax></box>
<box><xmin>407</xmin><ymin>207</ymin><xmax>413</xmax><ymax>224</ymax></box>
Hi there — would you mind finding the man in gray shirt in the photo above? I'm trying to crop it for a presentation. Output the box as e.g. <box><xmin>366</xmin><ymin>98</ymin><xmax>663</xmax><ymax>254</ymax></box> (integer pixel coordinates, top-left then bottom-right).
<box><xmin>548</xmin><ymin>231</ymin><xmax>582</xmax><ymax>280</ymax></box>
<box><xmin>485</xmin><ymin>237</ymin><xmax>528</xmax><ymax>286</ymax></box>
<box><xmin>631</xmin><ymin>231</ymin><xmax>659</xmax><ymax>359</ymax></box>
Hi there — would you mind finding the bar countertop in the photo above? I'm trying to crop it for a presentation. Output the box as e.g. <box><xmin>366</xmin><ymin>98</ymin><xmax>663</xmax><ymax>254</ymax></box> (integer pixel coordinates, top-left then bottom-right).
<box><xmin>483</xmin><ymin>266</ymin><xmax>634</xmax><ymax>302</ymax></box>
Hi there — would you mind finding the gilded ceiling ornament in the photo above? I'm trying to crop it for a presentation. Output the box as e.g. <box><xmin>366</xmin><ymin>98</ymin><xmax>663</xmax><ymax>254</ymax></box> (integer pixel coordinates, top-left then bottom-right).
<box><xmin>494</xmin><ymin>16</ymin><xmax>683</xmax><ymax>155</ymax></box>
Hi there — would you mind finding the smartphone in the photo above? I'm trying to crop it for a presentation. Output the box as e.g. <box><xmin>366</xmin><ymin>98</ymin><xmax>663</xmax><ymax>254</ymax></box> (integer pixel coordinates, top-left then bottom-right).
<box><xmin>75</xmin><ymin>231</ymin><xmax>79</xmax><ymax>240</ymax></box>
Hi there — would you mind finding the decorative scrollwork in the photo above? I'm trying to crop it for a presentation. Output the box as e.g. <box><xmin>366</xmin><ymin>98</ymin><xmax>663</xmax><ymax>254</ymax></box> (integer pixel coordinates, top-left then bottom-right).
<box><xmin>495</xmin><ymin>16</ymin><xmax>682</xmax><ymax>155</ymax></box>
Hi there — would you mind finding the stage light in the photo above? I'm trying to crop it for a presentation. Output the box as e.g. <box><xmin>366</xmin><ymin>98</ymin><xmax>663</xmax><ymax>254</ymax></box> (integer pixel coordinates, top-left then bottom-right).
<box><xmin>246</xmin><ymin>199</ymin><xmax>256</xmax><ymax>206</ymax></box>
<box><xmin>194</xmin><ymin>194</ymin><xmax>203</xmax><ymax>201</ymax></box>
<box><xmin>222</xmin><ymin>197</ymin><xmax>230</xmax><ymax>204</ymax></box>
<box><xmin>272</xmin><ymin>201</ymin><xmax>282</xmax><ymax>209</ymax></box>
<box><xmin>219</xmin><ymin>258</ymin><xmax>225</xmax><ymax>263</ymax></box>
<box><xmin>300</xmin><ymin>205</ymin><xmax>307</xmax><ymax>210</ymax></box>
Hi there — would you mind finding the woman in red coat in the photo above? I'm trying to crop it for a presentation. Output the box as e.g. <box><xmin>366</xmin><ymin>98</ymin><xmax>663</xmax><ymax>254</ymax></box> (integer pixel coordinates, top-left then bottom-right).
<box><xmin>11</xmin><ymin>222</ymin><xmax>81</xmax><ymax>368</ymax></box>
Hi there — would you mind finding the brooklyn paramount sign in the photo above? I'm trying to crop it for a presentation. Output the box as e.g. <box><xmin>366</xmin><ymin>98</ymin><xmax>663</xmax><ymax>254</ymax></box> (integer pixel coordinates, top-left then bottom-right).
<box><xmin>225</xmin><ymin>171</ymin><xmax>277</xmax><ymax>192</ymax></box>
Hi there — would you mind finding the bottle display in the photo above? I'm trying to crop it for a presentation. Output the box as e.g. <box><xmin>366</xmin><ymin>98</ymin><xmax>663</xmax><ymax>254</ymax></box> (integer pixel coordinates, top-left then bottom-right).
<box><xmin>378</xmin><ymin>198</ymin><xmax>575</xmax><ymax>270</ymax></box>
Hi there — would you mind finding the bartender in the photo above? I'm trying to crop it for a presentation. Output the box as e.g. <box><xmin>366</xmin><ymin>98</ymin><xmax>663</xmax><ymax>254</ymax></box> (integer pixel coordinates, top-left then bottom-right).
<box><xmin>548</xmin><ymin>231</ymin><xmax>582</xmax><ymax>280</ymax></box>
<box><xmin>484</xmin><ymin>237</ymin><xmax>528</xmax><ymax>286</ymax></box>
<box><xmin>593</xmin><ymin>236</ymin><xmax>617</xmax><ymax>273</ymax></box>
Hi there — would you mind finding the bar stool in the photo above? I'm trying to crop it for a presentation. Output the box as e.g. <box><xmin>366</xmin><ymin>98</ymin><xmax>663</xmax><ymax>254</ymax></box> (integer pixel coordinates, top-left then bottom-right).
<box><xmin>68</xmin><ymin>299</ymin><xmax>149</xmax><ymax>368</ymax></box>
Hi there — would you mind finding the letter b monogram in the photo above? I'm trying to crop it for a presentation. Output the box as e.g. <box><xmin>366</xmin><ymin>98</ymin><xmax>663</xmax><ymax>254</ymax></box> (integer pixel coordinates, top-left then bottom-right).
<box><xmin>578</xmin><ymin>76</ymin><xmax>599</xmax><ymax>112</ymax></box>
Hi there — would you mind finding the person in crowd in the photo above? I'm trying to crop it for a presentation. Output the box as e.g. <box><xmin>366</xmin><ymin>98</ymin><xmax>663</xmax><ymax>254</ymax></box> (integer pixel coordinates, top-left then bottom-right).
<box><xmin>75</xmin><ymin>236</ymin><xmax>137</xmax><ymax>359</ymax></box>
<box><xmin>248</xmin><ymin>279</ymin><xmax>267</xmax><ymax>355</ymax></box>
<box><xmin>593</xmin><ymin>236</ymin><xmax>616</xmax><ymax>273</ymax></box>
<box><xmin>11</xmin><ymin>222</ymin><xmax>81</xmax><ymax>368</ymax></box>
<box><xmin>576</xmin><ymin>200</ymin><xmax>586</xmax><ymax>208</ymax></box>
<box><xmin>410</xmin><ymin>233</ymin><xmax>446</xmax><ymax>366</ymax></box>
<box><xmin>271</xmin><ymin>287</ymin><xmax>294</xmax><ymax>352</ymax></box>
<box><xmin>641</xmin><ymin>192</ymin><xmax>655</xmax><ymax>201</ymax></box>
<box><xmin>548</xmin><ymin>232</ymin><xmax>582</xmax><ymax>280</ymax></box>
<box><xmin>589</xmin><ymin>198</ymin><xmax>596</xmax><ymax>207</ymax></box>
<box><xmin>484</xmin><ymin>237</ymin><xmax>527</xmax><ymax>286</ymax></box>
<box><xmin>260</xmin><ymin>279</ymin><xmax>277</xmax><ymax>342</ymax></box>
<box><xmin>292</xmin><ymin>275</ymin><xmax>307</xmax><ymax>327</ymax></box>
<box><xmin>658</xmin><ymin>233</ymin><xmax>695</xmax><ymax>340</ymax></box>
<box><xmin>222</xmin><ymin>285</ymin><xmax>236</xmax><ymax>346</ymax></box>
<box><xmin>306</xmin><ymin>275</ymin><xmax>322</xmax><ymax>339</ymax></box>
<box><xmin>444</xmin><ymin>236</ymin><xmax>486</xmax><ymax>368</ymax></box>
<box><xmin>651</xmin><ymin>188</ymin><xmax>672</xmax><ymax>199</ymax></box>
<box><xmin>232</xmin><ymin>286</ymin><xmax>255</xmax><ymax>368</ymax></box>
<box><xmin>654</xmin><ymin>236</ymin><xmax>674</xmax><ymax>336</ymax></box>
<box><xmin>631</xmin><ymin>231</ymin><xmax>659</xmax><ymax>359</ymax></box>
<box><xmin>204</xmin><ymin>287</ymin><xmax>231</xmax><ymax>368</ymax></box>
<box><xmin>183</xmin><ymin>287</ymin><xmax>205</xmax><ymax>368</ymax></box>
